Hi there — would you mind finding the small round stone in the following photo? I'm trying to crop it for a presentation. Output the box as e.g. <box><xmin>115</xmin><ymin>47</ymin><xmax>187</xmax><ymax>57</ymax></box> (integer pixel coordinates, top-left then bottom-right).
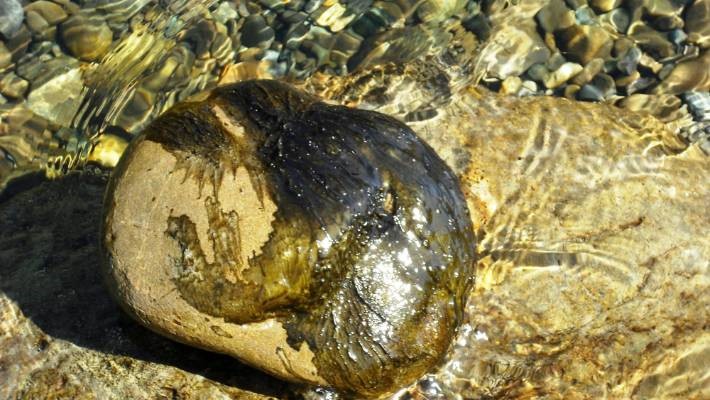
<box><xmin>60</xmin><ymin>14</ymin><xmax>113</xmax><ymax>61</ymax></box>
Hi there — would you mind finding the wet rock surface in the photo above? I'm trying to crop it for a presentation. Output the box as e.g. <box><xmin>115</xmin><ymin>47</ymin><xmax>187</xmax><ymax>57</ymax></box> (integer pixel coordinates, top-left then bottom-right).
<box><xmin>101</xmin><ymin>80</ymin><xmax>476</xmax><ymax>397</ymax></box>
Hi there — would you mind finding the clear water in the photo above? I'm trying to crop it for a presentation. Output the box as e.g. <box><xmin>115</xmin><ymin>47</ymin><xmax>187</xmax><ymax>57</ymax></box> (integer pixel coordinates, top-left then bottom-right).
<box><xmin>0</xmin><ymin>0</ymin><xmax>708</xmax><ymax>398</ymax></box>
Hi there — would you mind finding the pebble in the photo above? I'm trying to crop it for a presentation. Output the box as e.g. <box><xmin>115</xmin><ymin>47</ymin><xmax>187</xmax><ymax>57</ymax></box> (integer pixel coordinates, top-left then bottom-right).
<box><xmin>555</xmin><ymin>24</ymin><xmax>612</xmax><ymax>64</ymax></box>
<box><xmin>0</xmin><ymin>0</ymin><xmax>23</xmax><ymax>38</ymax></box>
<box><xmin>572</xmin><ymin>57</ymin><xmax>604</xmax><ymax>85</ymax></box>
<box><xmin>0</xmin><ymin>71</ymin><xmax>28</xmax><ymax>98</ymax></box>
<box><xmin>543</xmin><ymin>62</ymin><xmax>583</xmax><ymax>89</ymax></box>
<box><xmin>577</xmin><ymin>82</ymin><xmax>605</xmax><ymax>101</ymax></box>
<box><xmin>588</xmin><ymin>0</ymin><xmax>621</xmax><ymax>13</ymax></box>
<box><xmin>240</xmin><ymin>15</ymin><xmax>275</xmax><ymax>48</ymax></box>
<box><xmin>24</xmin><ymin>1</ymin><xmax>68</xmax><ymax>26</ymax></box>
<box><xmin>651</xmin><ymin>14</ymin><xmax>684</xmax><ymax>31</ymax></box>
<box><xmin>501</xmin><ymin>75</ymin><xmax>523</xmax><ymax>95</ymax></box>
<box><xmin>26</xmin><ymin>67</ymin><xmax>83</xmax><ymax>127</ymax></box>
<box><xmin>564</xmin><ymin>83</ymin><xmax>581</xmax><ymax>98</ymax></box>
<box><xmin>212</xmin><ymin>2</ymin><xmax>238</xmax><ymax>24</ymax></box>
<box><xmin>617</xmin><ymin>45</ymin><xmax>642</xmax><ymax>75</ymax></box>
<box><xmin>683</xmin><ymin>91</ymin><xmax>710</xmax><ymax>121</ymax></box>
<box><xmin>600</xmin><ymin>8</ymin><xmax>630</xmax><ymax>33</ymax></box>
<box><xmin>546</xmin><ymin>52</ymin><xmax>567</xmax><ymax>70</ymax></box>
<box><xmin>615</xmin><ymin>70</ymin><xmax>641</xmax><ymax>89</ymax></box>
<box><xmin>526</xmin><ymin>63</ymin><xmax>550</xmax><ymax>83</ymax></box>
<box><xmin>0</xmin><ymin>41</ymin><xmax>10</xmax><ymax>69</ymax></box>
<box><xmin>628</xmin><ymin>22</ymin><xmax>675</xmax><ymax>59</ymax></box>
<box><xmin>627</xmin><ymin>76</ymin><xmax>658</xmax><ymax>94</ymax></box>
<box><xmin>536</xmin><ymin>0</ymin><xmax>575</xmax><ymax>33</ymax></box>
<box><xmin>574</xmin><ymin>6</ymin><xmax>597</xmax><ymax>25</ymax></box>
<box><xmin>685</xmin><ymin>0</ymin><xmax>709</xmax><ymax>49</ymax></box>
<box><xmin>462</xmin><ymin>13</ymin><xmax>491</xmax><ymax>41</ymax></box>
<box><xmin>4</xmin><ymin>24</ymin><xmax>30</xmax><ymax>62</ymax></box>
<box><xmin>518</xmin><ymin>79</ymin><xmax>538</xmax><ymax>96</ymax></box>
<box><xmin>484</xmin><ymin>23</ymin><xmax>551</xmax><ymax>80</ymax></box>
<box><xmin>653</xmin><ymin>50</ymin><xmax>710</xmax><ymax>94</ymax></box>
<box><xmin>60</xmin><ymin>14</ymin><xmax>113</xmax><ymax>61</ymax></box>
<box><xmin>16</xmin><ymin>55</ymin><xmax>78</xmax><ymax>90</ymax></box>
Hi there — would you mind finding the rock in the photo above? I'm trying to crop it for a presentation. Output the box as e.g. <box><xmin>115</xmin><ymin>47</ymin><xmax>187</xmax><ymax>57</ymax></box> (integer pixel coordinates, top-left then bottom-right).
<box><xmin>617</xmin><ymin>45</ymin><xmax>642</xmax><ymax>74</ymax></box>
<box><xmin>0</xmin><ymin>0</ymin><xmax>23</xmax><ymax>38</ymax></box>
<box><xmin>101</xmin><ymin>81</ymin><xmax>476</xmax><ymax>397</ymax></box>
<box><xmin>462</xmin><ymin>13</ymin><xmax>491</xmax><ymax>41</ymax></box>
<box><xmin>574</xmin><ymin>5</ymin><xmax>597</xmax><ymax>25</ymax></box>
<box><xmin>563</xmin><ymin>83</ymin><xmax>581</xmax><ymax>97</ymax></box>
<box><xmin>618</xmin><ymin>92</ymin><xmax>684</xmax><ymax>121</ymax></box>
<box><xmin>572</xmin><ymin>57</ymin><xmax>604</xmax><ymax>85</ymax></box>
<box><xmin>543</xmin><ymin>61</ymin><xmax>583</xmax><ymax>88</ymax></box>
<box><xmin>658</xmin><ymin>62</ymin><xmax>674</xmax><ymax>80</ymax></box>
<box><xmin>24</xmin><ymin>1</ymin><xmax>68</xmax><ymax>25</ymax></box>
<box><xmin>685</xmin><ymin>0</ymin><xmax>710</xmax><ymax>49</ymax></box>
<box><xmin>555</xmin><ymin>24</ymin><xmax>613</xmax><ymax>64</ymax></box>
<box><xmin>0</xmin><ymin>41</ymin><xmax>11</xmax><ymax>69</ymax></box>
<box><xmin>615</xmin><ymin>69</ymin><xmax>641</xmax><ymax>88</ymax></box>
<box><xmin>4</xmin><ymin>25</ymin><xmax>31</xmax><ymax>61</ymax></box>
<box><xmin>629</xmin><ymin>22</ymin><xmax>675</xmax><ymax>59</ymax></box>
<box><xmin>669</xmin><ymin>28</ymin><xmax>688</xmax><ymax>46</ymax></box>
<box><xmin>683</xmin><ymin>91</ymin><xmax>710</xmax><ymax>121</ymax></box>
<box><xmin>416</xmin><ymin>0</ymin><xmax>467</xmax><ymax>23</ymax></box>
<box><xmin>315</xmin><ymin>3</ymin><xmax>356</xmax><ymax>32</ymax></box>
<box><xmin>15</xmin><ymin>55</ymin><xmax>78</xmax><ymax>89</ymax></box>
<box><xmin>627</xmin><ymin>76</ymin><xmax>658</xmax><ymax>94</ymax></box>
<box><xmin>588</xmin><ymin>0</ymin><xmax>621</xmax><ymax>13</ymax></box>
<box><xmin>425</xmin><ymin>89</ymin><xmax>708</xmax><ymax>400</ymax></box>
<box><xmin>546</xmin><ymin>52</ymin><xmax>567</xmax><ymax>70</ymax></box>
<box><xmin>653</xmin><ymin>50</ymin><xmax>710</xmax><ymax>94</ymax></box>
<box><xmin>240</xmin><ymin>15</ymin><xmax>275</xmax><ymax>48</ymax></box>
<box><xmin>0</xmin><ymin>71</ymin><xmax>28</xmax><ymax>99</ymax></box>
<box><xmin>500</xmin><ymin>75</ymin><xmax>522</xmax><ymax>95</ymax></box>
<box><xmin>536</xmin><ymin>0</ymin><xmax>575</xmax><ymax>33</ymax></box>
<box><xmin>518</xmin><ymin>79</ymin><xmax>539</xmax><ymax>96</ymax></box>
<box><xmin>600</xmin><ymin>8</ymin><xmax>630</xmax><ymax>33</ymax></box>
<box><xmin>526</xmin><ymin>63</ymin><xmax>550</xmax><ymax>82</ymax></box>
<box><xmin>26</xmin><ymin>67</ymin><xmax>83</xmax><ymax>127</ymax></box>
<box><xmin>565</xmin><ymin>0</ymin><xmax>588</xmax><ymax>9</ymax></box>
<box><xmin>643</xmin><ymin>0</ymin><xmax>684</xmax><ymax>18</ymax></box>
<box><xmin>212</xmin><ymin>1</ymin><xmax>238</xmax><ymax>24</ymax></box>
<box><xmin>478</xmin><ymin>23</ymin><xmax>551</xmax><ymax>80</ymax></box>
<box><xmin>638</xmin><ymin>51</ymin><xmax>664</xmax><ymax>73</ymax></box>
<box><xmin>60</xmin><ymin>14</ymin><xmax>113</xmax><ymax>61</ymax></box>
<box><xmin>650</xmin><ymin>14</ymin><xmax>684</xmax><ymax>31</ymax></box>
<box><xmin>25</xmin><ymin>11</ymin><xmax>49</xmax><ymax>35</ymax></box>
<box><xmin>578</xmin><ymin>83</ymin><xmax>604</xmax><ymax>101</ymax></box>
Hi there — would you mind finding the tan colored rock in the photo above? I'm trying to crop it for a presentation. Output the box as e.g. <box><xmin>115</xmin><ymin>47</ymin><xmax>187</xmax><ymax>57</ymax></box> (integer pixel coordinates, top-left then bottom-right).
<box><xmin>24</xmin><ymin>1</ymin><xmax>68</xmax><ymax>25</ymax></box>
<box><xmin>407</xmin><ymin>89</ymin><xmax>709</xmax><ymax>398</ymax></box>
<box><xmin>60</xmin><ymin>14</ymin><xmax>113</xmax><ymax>61</ymax></box>
<box><xmin>556</xmin><ymin>24</ymin><xmax>613</xmax><ymax>64</ymax></box>
<box><xmin>542</xmin><ymin>61</ymin><xmax>583</xmax><ymax>88</ymax></box>
<box><xmin>103</xmin><ymin>135</ymin><xmax>324</xmax><ymax>387</ymax></box>
<box><xmin>686</xmin><ymin>0</ymin><xmax>710</xmax><ymax>49</ymax></box>
<box><xmin>653</xmin><ymin>50</ymin><xmax>710</xmax><ymax>95</ymax></box>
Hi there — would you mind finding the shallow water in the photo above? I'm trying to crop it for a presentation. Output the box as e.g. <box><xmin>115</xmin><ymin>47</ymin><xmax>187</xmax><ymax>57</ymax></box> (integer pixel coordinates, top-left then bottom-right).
<box><xmin>0</xmin><ymin>0</ymin><xmax>708</xmax><ymax>399</ymax></box>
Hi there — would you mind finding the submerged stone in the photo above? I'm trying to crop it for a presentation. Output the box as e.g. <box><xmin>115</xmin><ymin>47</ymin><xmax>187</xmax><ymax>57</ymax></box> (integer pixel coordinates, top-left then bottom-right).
<box><xmin>101</xmin><ymin>80</ymin><xmax>476</xmax><ymax>397</ymax></box>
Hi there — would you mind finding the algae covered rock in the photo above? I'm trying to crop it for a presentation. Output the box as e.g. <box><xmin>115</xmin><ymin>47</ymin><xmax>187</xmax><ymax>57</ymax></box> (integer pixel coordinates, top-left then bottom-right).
<box><xmin>101</xmin><ymin>80</ymin><xmax>477</xmax><ymax>397</ymax></box>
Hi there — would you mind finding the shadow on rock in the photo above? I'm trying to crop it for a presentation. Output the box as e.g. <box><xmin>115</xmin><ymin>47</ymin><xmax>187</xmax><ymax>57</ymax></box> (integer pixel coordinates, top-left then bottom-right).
<box><xmin>0</xmin><ymin>172</ymin><xmax>289</xmax><ymax>398</ymax></box>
